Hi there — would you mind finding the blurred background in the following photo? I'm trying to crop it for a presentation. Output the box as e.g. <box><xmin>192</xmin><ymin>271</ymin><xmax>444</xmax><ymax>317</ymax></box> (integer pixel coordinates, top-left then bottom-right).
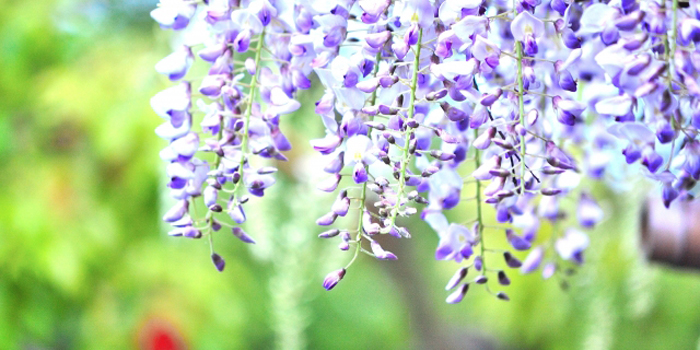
<box><xmin>2</xmin><ymin>0</ymin><xmax>700</xmax><ymax>349</ymax></box>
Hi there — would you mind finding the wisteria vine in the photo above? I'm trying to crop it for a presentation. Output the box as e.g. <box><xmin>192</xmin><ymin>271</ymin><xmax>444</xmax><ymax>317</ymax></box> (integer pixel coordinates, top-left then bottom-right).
<box><xmin>151</xmin><ymin>0</ymin><xmax>700</xmax><ymax>303</ymax></box>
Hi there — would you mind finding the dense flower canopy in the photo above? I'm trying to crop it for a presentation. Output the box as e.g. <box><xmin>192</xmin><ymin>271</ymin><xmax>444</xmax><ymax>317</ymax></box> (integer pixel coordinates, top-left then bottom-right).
<box><xmin>151</xmin><ymin>0</ymin><xmax>700</xmax><ymax>303</ymax></box>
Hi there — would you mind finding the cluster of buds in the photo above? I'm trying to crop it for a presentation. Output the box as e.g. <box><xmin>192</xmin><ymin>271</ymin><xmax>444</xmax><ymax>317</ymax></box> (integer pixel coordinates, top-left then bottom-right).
<box><xmin>153</xmin><ymin>0</ymin><xmax>700</xmax><ymax>304</ymax></box>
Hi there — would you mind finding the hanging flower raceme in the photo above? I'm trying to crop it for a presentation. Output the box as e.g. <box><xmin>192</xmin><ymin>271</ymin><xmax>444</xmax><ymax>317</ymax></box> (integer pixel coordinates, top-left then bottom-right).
<box><xmin>151</xmin><ymin>0</ymin><xmax>700</xmax><ymax>303</ymax></box>
<box><xmin>152</xmin><ymin>0</ymin><xmax>304</xmax><ymax>272</ymax></box>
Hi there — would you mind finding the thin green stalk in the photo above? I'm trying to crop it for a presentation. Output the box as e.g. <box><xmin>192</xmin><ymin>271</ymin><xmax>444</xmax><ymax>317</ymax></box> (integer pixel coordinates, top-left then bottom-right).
<box><xmin>230</xmin><ymin>28</ymin><xmax>266</xmax><ymax>198</ymax></box>
<box><xmin>515</xmin><ymin>40</ymin><xmax>526</xmax><ymax>195</ymax></box>
<box><xmin>346</xmin><ymin>50</ymin><xmax>387</xmax><ymax>269</ymax></box>
<box><xmin>663</xmin><ymin>0</ymin><xmax>679</xmax><ymax>170</ymax></box>
<box><xmin>390</xmin><ymin>28</ymin><xmax>423</xmax><ymax>228</ymax></box>
<box><xmin>474</xmin><ymin>129</ymin><xmax>486</xmax><ymax>272</ymax></box>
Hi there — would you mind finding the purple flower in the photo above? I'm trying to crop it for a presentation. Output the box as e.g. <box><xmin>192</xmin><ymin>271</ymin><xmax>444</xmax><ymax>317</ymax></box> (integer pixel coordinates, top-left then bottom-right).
<box><xmin>211</xmin><ymin>253</ymin><xmax>225</xmax><ymax>272</ymax></box>
<box><xmin>446</xmin><ymin>283</ymin><xmax>469</xmax><ymax>304</ymax></box>
<box><xmin>151</xmin><ymin>0</ymin><xmax>196</xmax><ymax>30</ymax></box>
<box><xmin>555</xmin><ymin>229</ymin><xmax>589</xmax><ymax>264</ymax></box>
<box><xmin>156</xmin><ymin>45</ymin><xmax>193</xmax><ymax>81</ymax></box>
<box><xmin>323</xmin><ymin>268</ymin><xmax>346</xmax><ymax>291</ymax></box>
<box><xmin>511</xmin><ymin>11</ymin><xmax>545</xmax><ymax>55</ymax></box>
<box><xmin>577</xmin><ymin>192</ymin><xmax>603</xmax><ymax>228</ymax></box>
<box><xmin>521</xmin><ymin>247</ymin><xmax>543</xmax><ymax>274</ymax></box>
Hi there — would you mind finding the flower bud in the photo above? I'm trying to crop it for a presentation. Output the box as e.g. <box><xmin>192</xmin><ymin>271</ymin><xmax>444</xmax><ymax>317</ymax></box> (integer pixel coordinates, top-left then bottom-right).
<box><xmin>503</xmin><ymin>251</ymin><xmax>522</xmax><ymax>268</ymax></box>
<box><xmin>232</xmin><ymin>227</ymin><xmax>255</xmax><ymax>244</ymax></box>
<box><xmin>446</xmin><ymin>283</ymin><xmax>469</xmax><ymax>304</ymax></box>
<box><xmin>445</xmin><ymin>267</ymin><xmax>468</xmax><ymax>290</ymax></box>
<box><xmin>319</xmin><ymin>229</ymin><xmax>340</xmax><ymax>238</ymax></box>
<box><xmin>323</xmin><ymin>268</ymin><xmax>346</xmax><ymax>291</ymax></box>
<box><xmin>498</xmin><ymin>271</ymin><xmax>510</xmax><ymax>285</ymax></box>
<box><xmin>211</xmin><ymin>253</ymin><xmax>225</xmax><ymax>272</ymax></box>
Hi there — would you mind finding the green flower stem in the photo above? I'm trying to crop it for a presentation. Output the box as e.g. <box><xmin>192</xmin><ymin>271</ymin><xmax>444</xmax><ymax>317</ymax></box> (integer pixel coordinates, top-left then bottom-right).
<box><xmin>515</xmin><ymin>40</ymin><xmax>526</xmax><ymax>195</ymax></box>
<box><xmin>390</xmin><ymin>28</ymin><xmax>423</xmax><ymax>229</ymax></box>
<box><xmin>230</xmin><ymin>28</ymin><xmax>267</xmax><ymax>198</ymax></box>
<box><xmin>663</xmin><ymin>0</ymin><xmax>679</xmax><ymax>169</ymax></box>
<box><xmin>474</xmin><ymin>129</ymin><xmax>486</xmax><ymax>273</ymax></box>
<box><xmin>346</xmin><ymin>50</ymin><xmax>384</xmax><ymax>269</ymax></box>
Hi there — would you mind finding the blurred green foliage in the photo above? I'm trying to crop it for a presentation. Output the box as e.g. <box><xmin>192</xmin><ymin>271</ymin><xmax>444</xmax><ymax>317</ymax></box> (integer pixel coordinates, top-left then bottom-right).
<box><xmin>2</xmin><ymin>1</ymin><xmax>700</xmax><ymax>349</ymax></box>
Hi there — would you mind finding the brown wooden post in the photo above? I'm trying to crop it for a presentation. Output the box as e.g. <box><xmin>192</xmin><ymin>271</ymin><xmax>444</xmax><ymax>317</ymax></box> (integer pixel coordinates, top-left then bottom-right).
<box><xmin>641</xmin><ymin>197</ymin><xmax>700</xmax><ymax>268</ymax></box>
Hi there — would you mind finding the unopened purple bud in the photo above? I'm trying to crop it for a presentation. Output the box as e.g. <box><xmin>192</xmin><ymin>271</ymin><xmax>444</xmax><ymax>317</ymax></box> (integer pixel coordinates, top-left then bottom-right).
<box><xmin>498</xmin><ymin>271</ymin><xmax>510</xmax><ymax>286</ymax></box>
<box><xmin>615</xmin><ymin>11</ymin><xmax>644</xmax><ymax>31</ymax></box>
<box><xmin>378</xmin><ymin>104</ymin><xmax>398</xmax><ymax>115</ymax></box>
<box><xmin>183</xmin><ymin>227</ymin><xmax>202</xmax><ymax>239</ymax></box>
<box><xmin>521</xmin><ymin>247</ymin><xmax>543</xmax><ymax>274</ymax></box>
<box><xmin>445</xmin><ymin>267</ymin><xmax>468</xmax><ymax>290</ymax></box>
<box><xmin>211</xmin><ymin>253</ymin><xmax>225</xmax><ymax>272</ymax></box>
<box><xmin>438</xmin><ymin>129</ymin><xmax>458</xmax><ymax>144</ymax></box>
<box><xmin>504</xmin><ymin>251</ymin><xmax>522</xmax><ymax>268</ymax></box>
<box><xmin>332</xmin><ymin>196</ymin><xmax>351</xmax><ymax>216</ymax></box>
<box><xmin>371</xmin><ymin>240</ymin><xmax>398</xmax><ymax>260</ymax></box>
<box><xmin>323</xmin><ymin>268</ymin><xmax>346</xmax><ymax>291</ymax></box>
<box><xmin>601</xmin><ymin>25</ymin><xmax>620</xmax><ymax>46</ymax></box>
<box><xmin>541</xmin><ymin>188</ymin><xmax>562</xmax><ymax>196</ymax></box>
<box><xmin>550</xmin><ymin>0</ymin><xmax>567</xmax><ymax>15</ymax></box>
<box><xmin>199</xmin><ymin>74</ymin><xmax>226</xmax><ymax>98</ymax></box>
<box><xmin>492</xmin><ymin>139</ymin><xmax>513</xmax><ymax>150</ymax></box>
<box><xmin>232</xmin><ymin>227</ymin><xmax>255</xmax><ymax>244</ymax></box>
<box><xmin>474</xmin><ymin>275</ymin><xmax>488</xmax><ymax>284</ymax></box>
<box><xmin>562</xmin><ymin>29</ymin><xmax>582</xmax><ymax>49</ymax></box>
<box><xmin>473</xmin><ymin>128</ymin><xmax>495</xmax><ymax>149</ymax></box>
<box><xmin>317</xmin><ymin>174</ymin><xmax>341</xmax><ymax>192</ymax></box>
<box><xmin>474</xmin><ymin>256</ymin><xmax>483</xmax><ymax>271</ymax></box>
<box><xmin>356</xmin><ymin>78</ymin><xmax>378</xmax><ymax>93</ymax></box>
<box><xmin>479</xmin><ymin>88</ymin><xmax>502</xmax><ymax>106</ymax></box>
<box><xmin>558</xmin><ymin>70</ymin><xmax>577</xmax><ymax>92</ymax></box>
<box><xmin>229</xmin><ymin>204</ymin><xmax>246</xmax><ymax>224</ymax></box>
<box><xmin>422</xmin><ymin>165</ymin><xmax>440</xmax><ymax>177</ymax></box>
<box><xmin>427</xmin><ymin>89</ymin><xmax>448</xmax><ymax>101</ymax></box>
<box><xmin>365</xmin><ymin>121</ymin><xmax>386</xmax><ymax>131</ymax></box>
<box><xmin>506</xmin><ymin>229</ymin><xmax>531</xmax><ymax>250</ymax></box>
<box><xmin>163</xmin><ymin>200</ymin><xmax>189</xmax><ymax>222</ymax></box>
<box><xmin>489</xmin><ymin>168</ymin><xmax>511</xmax><ymax>178</ymax></box>
<box><xmin>365</xmin><ymin>31</ymin><xmax>391</xmax><ymax>48</ymax></box>
<box><xmin>430</xmin><ymin>150</ymin><xmax>455</xmax><ymax>161</ymax></box>
<box><xmin>446</xmin><ymin>283</ymin><xmax>469</xmax><ymax>304</ymax></box>
<box><xmin>319</xmin><ymin>229</ymin><xmax>340</xmax><ymax>238</ymax></box>
<box><xmin>622</xmin><ymin>33</ymin><xmax>648</xmax><ymax>50</ymax></box>
<box><xmin>445</xmin><ymin>106</ymin><xmax>468</xmax><ymax>122</ymax></box>
<box><xmin>316</xmin><ymin>212</ymin><xmax>338</xmax><ymax>226</ymax></box>
<box><xmin>496</xmin><ymin>292</ymin><xmax>510</xmax><ymax>301</ymax></box>
<box><xmin>379</xmin><ymin>75</ymin><xmax>399</xmax><ymax>88</ymax></box>
<box><xmin>626</xmin><ymin>54</ymin><xmax>651</xmax><ymax>76</ymax></box>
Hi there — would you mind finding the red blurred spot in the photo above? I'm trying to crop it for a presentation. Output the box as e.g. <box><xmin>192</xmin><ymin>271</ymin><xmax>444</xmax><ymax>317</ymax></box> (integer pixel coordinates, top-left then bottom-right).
<box><xmin>138</xmin><ymin>318</ymin><xmax>186</xmax><ymax>350</ymax></box>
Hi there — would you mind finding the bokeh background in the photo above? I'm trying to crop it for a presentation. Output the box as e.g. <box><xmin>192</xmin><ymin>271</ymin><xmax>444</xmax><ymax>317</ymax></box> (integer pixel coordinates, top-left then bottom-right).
<box><xmin>2</xmin><ymin>0</ymin><xmax>700</xmax><ymax>349</ymax></box>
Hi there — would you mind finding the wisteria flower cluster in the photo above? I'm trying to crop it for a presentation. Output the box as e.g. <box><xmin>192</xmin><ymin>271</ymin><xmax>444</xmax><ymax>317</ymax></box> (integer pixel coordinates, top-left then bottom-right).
<box><xmin>151</xmin><ymin>0</ymin><xmax>700</xmax><ymax>303</ymax></box>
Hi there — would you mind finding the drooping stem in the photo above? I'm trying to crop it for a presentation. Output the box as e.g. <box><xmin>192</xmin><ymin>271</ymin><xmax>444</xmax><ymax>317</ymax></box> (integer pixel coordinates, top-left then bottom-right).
<box><xmin>346</xmin><ymin>50</ymin><xmax>384</xmax><ymax>270</ymax></box>
<box><xmin>662</xmin><ymin>0</ymin><xmax>680</xmax><ymax>170</ymax></box>
<box><xmin>390</xmin><ymin>28</ymin><xmax>423</xmax><ymax>228</ymax></box>
<box><xmin>515</xmin><ymin>40</ymin><xmax>526</xmax><ymax>195</ymax></box>
<box><xmin>230</xmin><ymin>28</ymin><xmax>267</xmax><ymax>198</ymax></box>
<box><xmin>474</xmin><ymin>129</ymin><xmax>486</xmax><ymax>273</ymax></box>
